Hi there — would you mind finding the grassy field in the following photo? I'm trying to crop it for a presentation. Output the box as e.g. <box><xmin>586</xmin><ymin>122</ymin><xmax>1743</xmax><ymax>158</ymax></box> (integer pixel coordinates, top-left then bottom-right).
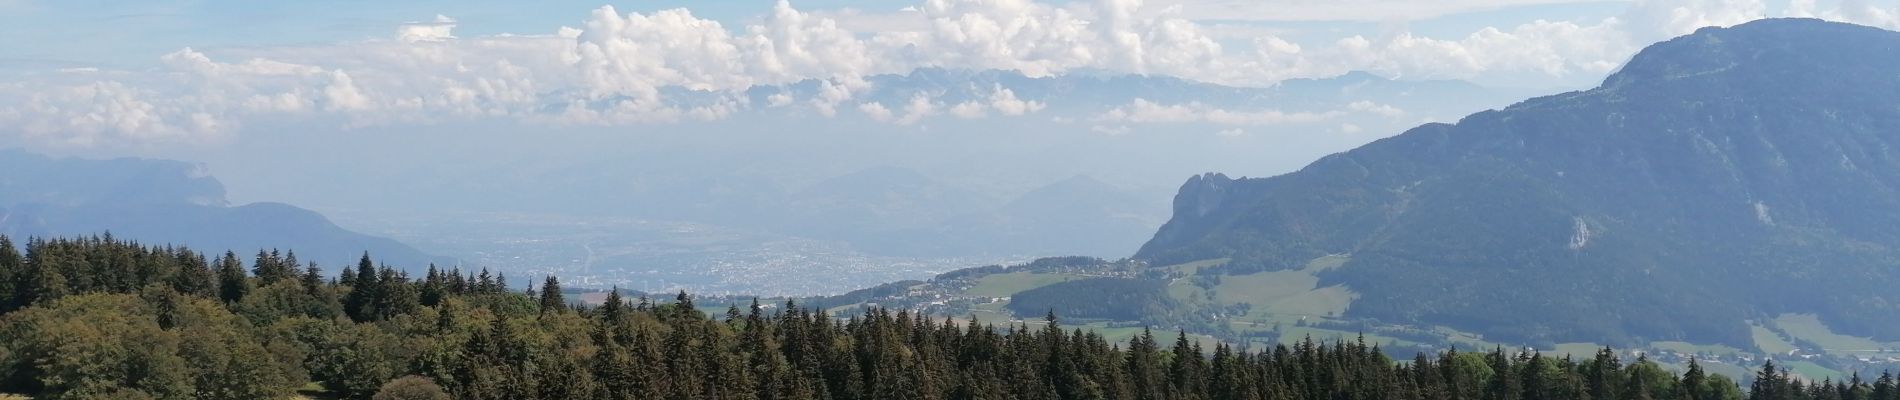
<box><xmin>1161</xmin><ymin>258</ymin><xmax>1231</xmax><ymax>275</ymax></box>
<box><xmin>1303</xmin><ymin>255</ymin><xmax>1350</xmax><ymax>271</ymax></box>
<box><xmin>1211</xmin><ymin>270</ymin><xmax>1322</xmax><ymax>307</ymax></box>
<box><xmin>1752</xmin><ymin>324</ymin><xmax>1799</xmax><ymax>355</ymax></box>
<box><xmin>1783</xmin><ymin>360</ymin><xmax>1842</xmax><ymax>380</ymax></box>
<box><xmin>1547</xmin><ymin>342</ymin><xmax>1607</xmax><ymax>358</ymax></box>
<box><xmin>1651</xmin><ymin>341</ymin><xmax>1746</xmax><ymax>357</ymax></box>
<box><xmin>1199</xmin><ymin>255</ymin><xmax>1359</xmax><ymax>319</ymax></box>
<box><xmin>965</xmin><ymin>272</ymin><xmax>1086</xmax><ymax>298</ymax></box>
<box><xmin>1773</xmin><ymin>313</ymin><xmax>1886</xmax><ymax>352</ymax></box>
<box><xmin>963</xmin><ymin>300</ymin><xmax>1015</xmax><ymax>323</ymax></box>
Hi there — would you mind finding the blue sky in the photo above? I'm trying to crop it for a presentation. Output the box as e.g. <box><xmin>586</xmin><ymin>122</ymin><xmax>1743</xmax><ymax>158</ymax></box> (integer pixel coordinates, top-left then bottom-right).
<box><xmin>0</xmin><ymin>1</ymin><xmax>1673</xmax><ymax>69</ymax></box>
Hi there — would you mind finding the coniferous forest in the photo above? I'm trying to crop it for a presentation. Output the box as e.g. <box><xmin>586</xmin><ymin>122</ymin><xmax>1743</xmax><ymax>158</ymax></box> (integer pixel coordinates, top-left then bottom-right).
<box><xmin>0</xmin><ymin>234</ymin><xmax>1888</xmax><ymax>400</ymax></box>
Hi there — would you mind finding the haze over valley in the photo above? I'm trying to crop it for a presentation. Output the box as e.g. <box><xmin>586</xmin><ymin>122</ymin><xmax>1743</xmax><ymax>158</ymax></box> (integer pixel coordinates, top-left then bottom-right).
<box><xmin>18</xmin><ymin>1</ymin><xmax>1900</xmax><ymax>398</ymax></box>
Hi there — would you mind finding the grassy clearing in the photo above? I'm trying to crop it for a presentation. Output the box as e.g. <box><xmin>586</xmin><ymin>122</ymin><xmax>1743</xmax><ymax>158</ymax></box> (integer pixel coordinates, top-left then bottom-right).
<box><xmin>1168</xmin><ymin>279</ymin><xmax>1207</xmax><ymax>303</ymax></box>
<box><xmin>1206</xmin><ymin>257</ymin><xmax>1358</xmax><ymax>318</ymax></box>
<box><xmin>1783</xmin><ymin>360</ymin><xmax>1841</xmax><ymax>380</ymax></box>
<box><xmin>965</xmin><ymin>272</ymin><xmax>1086</xmax><ymax>298</ymax></box>
<box><xmin>1773</xmin><ymin>313</ymin><xmax>1885</xmax><ymax>352</ymax></box>
<box><xmin>1651</xmin><ymin>341</ymin><xmax>1746</xmax><ymax>357</ymax></box>
<box><xmin>1302</xmin><ymin>255</ymin><xmax>1349</xmax><ymax>272</ymax></box>
<box><xmin>1547</xmin><ymin>343</ymin><xmax>1607</xmax><ymax>358</ymax></box>
<box><xmin>962</xmin><ymin>300</ymin><xmax>1015</xmax><ymax>324</ymax></box>
<box><xmin>1752</xmin><ymin>324</ymin><xmax>1798</xmax><ymax>355</ymax></box>
<box><xmin>1213</xmin><ymin>270</ymin><xmax>1320</xmax><ymax>306</ymax></box>
<box><xmin>1264</xmin><ymin>286</ymin><xmax>1357</xmax><ymax>317</ymax></box>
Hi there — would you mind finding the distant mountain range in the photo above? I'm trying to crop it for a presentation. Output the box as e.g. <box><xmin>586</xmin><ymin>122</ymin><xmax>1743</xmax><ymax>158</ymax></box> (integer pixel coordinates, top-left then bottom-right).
<box><xmin>1134</xmin><ymin>19</ymin><xmax>1900</xmax><ymax>347</ymax></box>
<box><xmin>354</xmin><ymin>68</ymin><xmax>1531</xmax><ymax>260</ymax></box>
<box><xmin>0</xmin><ymin>150</ymin><xmax>442</xmax><ymax>269</ymax></box>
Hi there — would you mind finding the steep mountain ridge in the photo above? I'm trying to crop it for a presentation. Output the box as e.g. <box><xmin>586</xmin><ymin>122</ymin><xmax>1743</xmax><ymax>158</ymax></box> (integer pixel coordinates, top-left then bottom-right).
<box><xmin>0</xmin><ymin>150</ymin><xmax>444</xmax><ymax>269</ymax></box>
<box><xmin>1135</xmin><ymin>19</ymin><xmax>1900</xmax><ymax>346</ymax></box>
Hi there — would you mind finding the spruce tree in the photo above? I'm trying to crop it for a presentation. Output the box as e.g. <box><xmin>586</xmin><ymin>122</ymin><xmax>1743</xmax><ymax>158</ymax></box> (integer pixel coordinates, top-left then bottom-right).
<box><xmin>344</xmin><ymin>253</ymin><xmax>381</xmax><ymax>322</ymax></box>
<box><xmin>0</xmin><ymin>236</ymin><xmax>21</xmax><ymax>312</ymax></box>
<box><xmin>538</xmin><ymin>276</ymin><xmax>564</xmax><ymax>314</ymax></box>
<box><xmin>215</xmin><ymin>251</ymin><xmax>249</xmax><ymax>304</ymax></box>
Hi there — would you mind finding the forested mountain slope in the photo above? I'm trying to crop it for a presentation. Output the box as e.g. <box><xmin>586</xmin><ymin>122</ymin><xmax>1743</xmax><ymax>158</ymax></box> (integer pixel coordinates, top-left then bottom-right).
<box><xmin>1136</xmin><ymin>19</ymin><xmax>1900</xmax><ymax>347</ymax></box>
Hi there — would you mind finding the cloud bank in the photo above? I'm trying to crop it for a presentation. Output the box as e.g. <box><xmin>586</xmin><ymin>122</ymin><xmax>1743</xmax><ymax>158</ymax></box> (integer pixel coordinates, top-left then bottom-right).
<box><xmin>2</xmin><ymin>0</ymin><xmax>1896</xmax><ymax>146</ymax></box>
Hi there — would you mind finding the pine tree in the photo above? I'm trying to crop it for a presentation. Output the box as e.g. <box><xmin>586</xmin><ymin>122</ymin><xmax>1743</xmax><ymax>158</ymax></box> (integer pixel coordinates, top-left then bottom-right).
<box><xmin>252</xmin><ymin>249</ymin><xmax>295</xmax><ymax>286</ymax></box>
<box><xmin>1589</xmin><ymin>347</ymin><xmax>1622</xmax><ymax>400</ymax></box>
<box><xmin>215</xmin><ymin>251</ymin><xmax>250</xmax><ymax>304</ymax></box>
<box><xmin>1873</xmin><ymin>372</ymin><xmax>1894</xmax><ymax>400</ymax></box>
<box><xmin>344</xmin><ymin>253</ymin><xmax>381</xmax><ymax>322</ymax></box>
<box><xmin>538</xmin><ymin>276</ymin><xmax>564</xmax><ymax>314</ymax></box>
<box><xmin>1682</xmin><ymin>358</ymin><xmax>1708</xmax><ymax>400</ymax></box>
<box><xmin>420</xmin><ymin>264</ymin><xmax>446</xmax><ymax>307</ymax></box>
<box><xmin>376</xmin><ymin>268</ymin><xmax>419</xmax><ymax>320</ymax></box>
<box><xmin>0</xmin><ymin>236</ymin><xmax>22</xmax><ymax>312</ymax></box>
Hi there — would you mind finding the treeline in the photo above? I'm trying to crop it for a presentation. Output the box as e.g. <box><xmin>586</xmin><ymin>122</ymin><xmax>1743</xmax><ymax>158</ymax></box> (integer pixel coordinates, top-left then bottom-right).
<box><xmin>0</xmin><ymin>234</ymin><xmax>1878</xmax><ymax>400</ymax></box>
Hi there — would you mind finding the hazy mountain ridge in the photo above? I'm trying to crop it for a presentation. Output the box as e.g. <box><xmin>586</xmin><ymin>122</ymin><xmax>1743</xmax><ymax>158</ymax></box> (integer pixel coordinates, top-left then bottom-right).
<box><xmin>390</xmin><ymin>69</ymin><xmax>1521</xmax><ymax>259</ymax></box>
<box><xmin>1135</xmin><ymin>19</ymin><xmax>1900</xmax><ymax>347</ymax></box>
<box><xmin>0</xmin><ymin>150</ymin><xmax>443</xmax><ymax>269</ymax></box>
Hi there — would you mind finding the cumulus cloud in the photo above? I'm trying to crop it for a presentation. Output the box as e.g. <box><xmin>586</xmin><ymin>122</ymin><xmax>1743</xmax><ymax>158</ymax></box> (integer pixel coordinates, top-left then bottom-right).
<box><xmin>1095</xmin><ymin>98</ymin><xmax>1344</xmax><ymax>125</ymax></box>
<box><xmin>1787</xmin><ymin>0</ymin><xmax>1900</xmax><ymax>29</ymax></box>
<box><xmin>1347</xmin><ymin>101</ymin><xmax>1405</xmax><ymax>118</ymax></box>
<box><xmin>858</xmin><ymin>101</ymin><xmax>896</xmax><ymax>122</ymax></box>
<box><xmin>1152</xmin><ymin>0</ymin><xmax>1617</xmax><ymax>22</ymax></box>
<box><xmin>9</xmin><ymin>81</ymin><xmax>224</xmax><ymax>146</ymax></box>
<box><xmin>1</xmin><ymin>0</ymin><xmax>1890</xmax><ymax>146</ymax></box>
<box><xmin>947</xmin><ymin>84</ymin><xmax>1047</xmax><ymax>119</ymax></box>
<box><xmin>894</xmin><ymin>93</ymin><xmax>940</xmax><ymax>125</ymax></box>
<box><xmin>398</xmin><ymin>15</ymin><xmax>459</xmax><ymax>43</ymax></box>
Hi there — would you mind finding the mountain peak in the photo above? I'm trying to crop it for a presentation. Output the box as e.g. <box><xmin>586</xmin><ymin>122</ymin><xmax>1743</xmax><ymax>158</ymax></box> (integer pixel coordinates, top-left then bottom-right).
<box><xmin>1603</xmin><ymin>18</ymin><xmax>1900</xmax><ymax>91</ymax></box>
<box><xmin>1135</xmin><ymin>19</ymin><xmax>1900</xmax><ymax>347</ymax></box>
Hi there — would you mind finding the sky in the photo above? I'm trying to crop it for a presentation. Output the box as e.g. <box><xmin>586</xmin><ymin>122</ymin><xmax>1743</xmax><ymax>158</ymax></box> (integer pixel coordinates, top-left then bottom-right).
<box><xmin>1</xmin><ymin>0</ymin><xmax>1899</xmax><ymax>158</ymax></box>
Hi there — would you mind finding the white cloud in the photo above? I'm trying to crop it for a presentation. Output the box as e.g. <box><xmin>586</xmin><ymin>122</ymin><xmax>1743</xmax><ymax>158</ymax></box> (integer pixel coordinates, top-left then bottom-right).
<box><xmin>894</xmin><ymin>93</ymin><xmax>940</xmax><ymax>125</ymax></box>
<box><xmin>322</xmin><ymin>71</ymin><xmax>372</xmax><ymax>112</ymax></box>
<box><xmin>1348</xmin><ymin>100</ymin><xmax>1405</xmax><ymax>117</ymax></box>
<box><xmin>10</xmin><ymin>81</ymin><xmax>223</xmax><ymax>146</ymax></box>
<box><xmin>1786</xmin><ymin>0</ymin><xmax>1900</xmax><ymax>29</ymax></box>
<box><xmin>1621</xmin><ymin>0</ymin><xmax>1767</xmax><ymax>42</ymax></box>
<box><xmin>950</xmin><ymin>101</ymin><xmax>988</xmax><ymax>118</ymax></box>
<box><xmin>1096</xmin><ymin>98</ymin><xmax>1344</xmax><ymax>125</ymax></box>
<box><xmin>767</xmin><ymin>92</ymin><xmax>795</xmax><ymax>107</ymax></box>
<box><xmin>858</xmin><ymin>101</ymin><xmax>895</xmax><ymax>122</ymax></box>
<box><xmin>398</xmin><ymin>15</ymin><xmax>459</xmax><ymax>43</ymax></box>
<box><xmin>946</xmin><ymin>84</ymin><xmax>1047</xmax><ymax>119</ymax></box>
<box><xmin>1150</xmin><ymin>0</ymin><xmax>1621</xmax><ymax>22</ymax></box>
<box><xmin>1215</xmin><ymin>128</ymin><xmax>1245</xmax><ymax>137</ymax></box>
